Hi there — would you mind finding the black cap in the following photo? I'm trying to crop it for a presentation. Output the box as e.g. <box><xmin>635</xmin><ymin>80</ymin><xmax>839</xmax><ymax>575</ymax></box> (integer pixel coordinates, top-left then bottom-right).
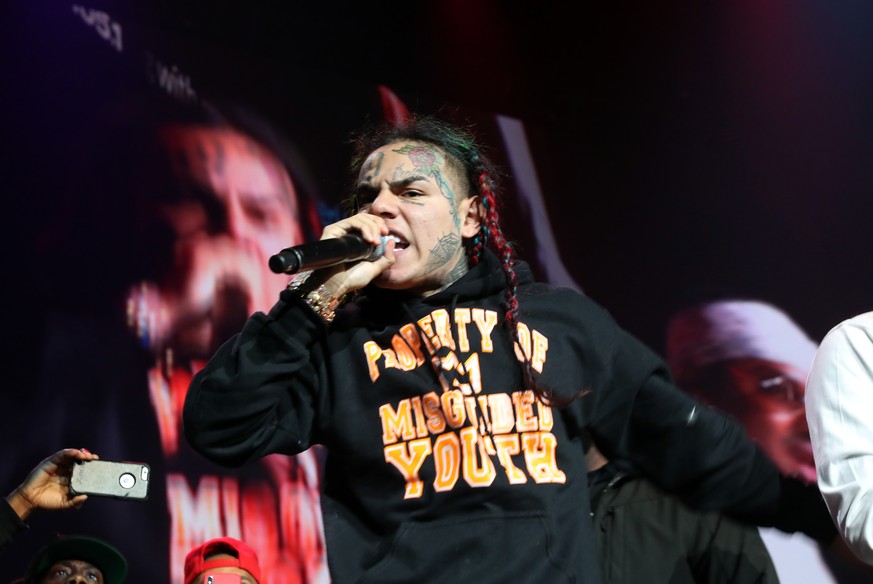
<box><xmin>25</xmin><ymin>535</ymin><xmax>127</xmax><ymax>583</ymax></box>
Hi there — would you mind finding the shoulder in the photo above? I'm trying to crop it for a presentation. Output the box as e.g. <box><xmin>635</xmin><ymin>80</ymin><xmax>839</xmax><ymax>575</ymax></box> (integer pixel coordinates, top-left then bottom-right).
<box><xmin>815</xmin><ymin>311</ymin><xmax>873</xmax><ymax>363</ymax></box>
<box><xmin>520</xmin><ymin>283</ymin><xmax>608</xmax><ymax>312</ymax></box>
<box><xmin>519</xmin><ymin>284</ymin><xmax>620</xmax><ymax>332</ymax></box>
<box><xmin>808</xmin><ymin>311</ymin><xmax>873</xmax><ymax>408</ymax></box>
<box><xmin>824</xmin><ymin>310</ymin><xmax>873</xmax><ymax>339</ymax></box>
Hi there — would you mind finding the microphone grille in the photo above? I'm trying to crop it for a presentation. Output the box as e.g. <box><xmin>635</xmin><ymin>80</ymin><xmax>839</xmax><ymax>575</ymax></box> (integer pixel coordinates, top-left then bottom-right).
<box><xmin>366</xmin><ymin>235</ymin><xmax>390</xmax><ymax>261</ymax></box>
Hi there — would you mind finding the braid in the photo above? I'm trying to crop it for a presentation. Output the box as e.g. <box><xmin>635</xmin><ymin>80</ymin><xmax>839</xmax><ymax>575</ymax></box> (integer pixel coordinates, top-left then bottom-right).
<box><xmin>476</xmin><ymin>171</ymin><xmax>516</xmax><ymax>316</ymax></box>
<box><xmin>475</xmin><ymin>166</ymin><xmax>553</xmax><ymax>405</ymax></box>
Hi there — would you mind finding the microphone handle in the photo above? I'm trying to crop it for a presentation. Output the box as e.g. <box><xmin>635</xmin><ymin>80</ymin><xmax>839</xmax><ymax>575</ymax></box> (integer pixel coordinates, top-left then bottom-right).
<box><xmin>269</xmin><ymin>234</ymin><xmax>388</xmax><ymax>274</ymax></box>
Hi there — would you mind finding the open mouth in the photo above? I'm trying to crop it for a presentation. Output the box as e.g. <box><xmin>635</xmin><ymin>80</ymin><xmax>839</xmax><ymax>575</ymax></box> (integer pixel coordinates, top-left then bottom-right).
<box><xmin>388</xmin><ymin>234</ymin><xmax>410</xmax><ymax>250</ymax></box>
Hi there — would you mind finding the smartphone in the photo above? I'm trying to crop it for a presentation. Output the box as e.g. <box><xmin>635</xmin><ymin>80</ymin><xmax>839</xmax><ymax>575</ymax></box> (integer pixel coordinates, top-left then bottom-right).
<box><xmin>204</xmin><ymin>574</ymin><xmax>243</xmax><ymax>584</ymax></box>
<box><xmin>69</xmin><ymin>459</ymin><xmax>150</xmax><ymax>500</ymax></box>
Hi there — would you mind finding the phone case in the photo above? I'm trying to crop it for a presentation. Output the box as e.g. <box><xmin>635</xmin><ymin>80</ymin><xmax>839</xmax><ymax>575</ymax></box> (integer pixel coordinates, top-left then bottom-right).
<box><xmin>69</xmin><ymin>459</ymin><xmax>151</xmax><ymax>500</ymax></box>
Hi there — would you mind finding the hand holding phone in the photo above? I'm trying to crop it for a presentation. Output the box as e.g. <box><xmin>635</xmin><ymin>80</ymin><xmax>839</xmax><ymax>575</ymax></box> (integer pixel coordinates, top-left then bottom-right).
<box><xmin>69</xmin><ymin>459</ymin><xmax>151</xmax><ymax>500</ymax></box>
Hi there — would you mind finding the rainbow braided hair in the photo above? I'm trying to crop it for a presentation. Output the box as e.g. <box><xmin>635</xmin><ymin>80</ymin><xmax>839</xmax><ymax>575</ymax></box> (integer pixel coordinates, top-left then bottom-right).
<box><xmin>348</xmin><ymin>115</ymin><xmax>554</xmax><ymax>405</ymax></box>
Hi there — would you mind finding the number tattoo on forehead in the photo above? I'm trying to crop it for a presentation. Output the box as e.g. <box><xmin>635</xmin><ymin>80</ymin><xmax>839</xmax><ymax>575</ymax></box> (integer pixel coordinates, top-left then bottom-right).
<box><xmin>362</xmin><ymin>151</ymin><xmax>384</xmax><ymax>183</ymax></box>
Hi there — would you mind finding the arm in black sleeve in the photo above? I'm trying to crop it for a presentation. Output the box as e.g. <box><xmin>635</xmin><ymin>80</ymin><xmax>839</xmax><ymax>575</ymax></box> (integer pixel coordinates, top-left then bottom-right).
<box><xmin>600</xmin><ymin>367</ymin><xmax>781</xmax><ymax>517</ymax></box>
<box><xmin>183</xmin><ymin>290</ymin><xmax>327</xmax><ymax>467</ymax></box>
<box><xmin>587</xmin><ymin>326</ymin><xmax>836</xmax><ymax>541</ymax></box>
<box><xmin>0</xmin><ymin>498</ymin><xmax>27</xmax><ymax>552</ymax></box>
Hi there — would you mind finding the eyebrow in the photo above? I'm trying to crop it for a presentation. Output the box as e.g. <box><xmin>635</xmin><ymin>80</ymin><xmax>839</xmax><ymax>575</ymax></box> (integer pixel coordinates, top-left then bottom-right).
<box><xmin>355</xmin><ymin>175</ymin><xmax>430</xmax><ymax>199</ymax></box>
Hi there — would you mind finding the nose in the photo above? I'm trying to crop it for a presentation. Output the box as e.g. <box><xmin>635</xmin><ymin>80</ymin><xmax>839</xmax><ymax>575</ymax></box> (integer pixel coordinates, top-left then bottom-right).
<box><xmin>367</xmin><ymin>189</ymin><xmax>398</xmax><ymax>217</ymax></box>
<box><xmin>221</xmin><ymin>191</ymin><xmax>262</xmax><ymax>257</ymax></box>
<box><xmin>67</xmin><ymin>576</ymin><xmax>88</xmax><ymax>584</ymax></box>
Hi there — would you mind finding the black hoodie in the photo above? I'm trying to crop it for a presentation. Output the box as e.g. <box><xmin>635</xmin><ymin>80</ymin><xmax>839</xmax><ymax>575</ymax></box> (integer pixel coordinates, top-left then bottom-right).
<box><xmin>184</xmin><ymin>250</ymin><xmax>825</xmax><ymax>583</ymax></box>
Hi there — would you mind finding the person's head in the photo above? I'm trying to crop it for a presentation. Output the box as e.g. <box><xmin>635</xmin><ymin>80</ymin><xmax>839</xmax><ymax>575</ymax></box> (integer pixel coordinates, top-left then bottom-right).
<box><xmin>24</xmin><ymin>535</ymin><xmax>127</xmax><ymax>584</ymax></box>
<box><xmin>136</xmin><ymin>120</ymin><xmax>310</xmax><ymax>355</ymax></box>
<box><xmin>348</xmin><ymin>115</ymin><xmax>504</xmax><ymax>294</ymax></box>
<box><xmin>183</xmin><ymin>537</ymin><xmax>261</xmax><ymax>584</ymax></box>
<box><xmin>160</xmin><ymin>122</ymin><xmax>306</xmax><ymax>279</ymax></box>
<box><xmin>41</xmin><ymin>93</ymin><xmax>321</xmax><ymax>353</ymax></box>
<box><xmin>47</xmin><ymin>94</ymin><xmax>323</xmax><ymax>358</ymax></box>
<box><xmin>666</xmin><ymin>299</ymin><xmax>818</xmax><ymax>483</ymax></box>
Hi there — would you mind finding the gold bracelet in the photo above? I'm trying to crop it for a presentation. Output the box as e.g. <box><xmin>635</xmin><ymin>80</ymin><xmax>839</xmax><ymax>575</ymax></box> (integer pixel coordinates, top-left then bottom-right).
<box><xmin>287</xmin><ymin>271</ymin><xmax>345</xmax><ymax>323</ymax></box>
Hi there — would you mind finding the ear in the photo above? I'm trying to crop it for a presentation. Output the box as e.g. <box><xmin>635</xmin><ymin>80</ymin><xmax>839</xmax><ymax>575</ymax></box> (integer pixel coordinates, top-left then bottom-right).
<box><xmin>460</xmin><ymin>195</ymin><xmax>483</xmax><ymax>239</ymax></box>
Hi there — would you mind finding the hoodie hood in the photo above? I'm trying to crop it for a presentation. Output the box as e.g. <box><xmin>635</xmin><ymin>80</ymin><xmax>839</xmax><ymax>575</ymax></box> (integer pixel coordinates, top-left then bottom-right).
<box><xmin>353</xmin><ymin>249</ymin><xmax>534</xmax><ymax>323</ymax></box>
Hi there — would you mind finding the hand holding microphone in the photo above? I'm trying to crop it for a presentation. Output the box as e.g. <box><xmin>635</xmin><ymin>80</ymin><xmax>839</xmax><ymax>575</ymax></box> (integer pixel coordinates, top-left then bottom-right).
<box><xmin>269</xmin><ymin>232</ymin><xmax>390</xmax><ymax>274</ymax></box>
<box><xmin>270</xmin><ymin>214</ymin><xmax>397</xmax><ymax>305</ymax></box>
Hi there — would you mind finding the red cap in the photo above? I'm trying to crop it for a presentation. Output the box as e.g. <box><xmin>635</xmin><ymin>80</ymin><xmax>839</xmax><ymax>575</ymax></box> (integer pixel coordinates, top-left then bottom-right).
<box><xmin>184</xmin><ymin>537</ymin><xmax>261</xmax><ymax>584</ymax></box>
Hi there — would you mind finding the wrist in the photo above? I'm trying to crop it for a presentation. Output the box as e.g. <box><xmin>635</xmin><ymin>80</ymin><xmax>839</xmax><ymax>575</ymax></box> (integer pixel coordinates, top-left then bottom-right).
<box><xmin>287</xmin><ymin>271</ymin><xmax>348</xmax><ymax>323</ymax></box>
<box><xmin>6</xmin><ymin>489</ymin><xmax>34</xmax><ymax>521</ymax></box>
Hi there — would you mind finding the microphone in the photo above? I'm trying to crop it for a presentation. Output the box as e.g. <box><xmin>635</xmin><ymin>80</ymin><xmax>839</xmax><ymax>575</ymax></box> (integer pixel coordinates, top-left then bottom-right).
<box><xmin>268</xmin><ymin>233</ymin><xmax>389</xmax><ymax>274</ymax></box>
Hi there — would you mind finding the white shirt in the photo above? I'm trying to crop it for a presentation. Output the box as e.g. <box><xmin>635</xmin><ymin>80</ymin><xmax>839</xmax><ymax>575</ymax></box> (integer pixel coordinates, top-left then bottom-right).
<box><xmin>806</xmin><ymin>311</ymin><xmax>873</xmax><ymax>565</ymax></box>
